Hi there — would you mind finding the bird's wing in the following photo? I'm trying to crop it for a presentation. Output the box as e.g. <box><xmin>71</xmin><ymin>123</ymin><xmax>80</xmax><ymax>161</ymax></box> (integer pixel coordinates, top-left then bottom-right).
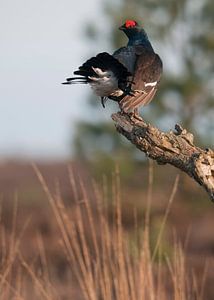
<box><xmin>119</xmin><ymin>46</ymin><xmax>163</xmax><ymax>112</ymax></box>
<box><xmin>113</xmin><ymin>46</ymin><xmax>137</xmax><ymax>74</ymax></box>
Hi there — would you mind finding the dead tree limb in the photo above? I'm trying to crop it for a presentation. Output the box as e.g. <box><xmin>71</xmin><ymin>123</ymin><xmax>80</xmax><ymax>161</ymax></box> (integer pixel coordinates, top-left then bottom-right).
<box><xmin>112</xmin><ymin>112</ymin><xmax>214</xmax><ymax>201</ymax></box>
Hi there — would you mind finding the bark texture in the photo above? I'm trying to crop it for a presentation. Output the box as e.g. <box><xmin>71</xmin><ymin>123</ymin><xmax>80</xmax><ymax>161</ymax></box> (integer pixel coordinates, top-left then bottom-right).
<box><xmin>112</xmin><ymin>112</ymin><xmax>214</xmax><ymax>201</ymax></box>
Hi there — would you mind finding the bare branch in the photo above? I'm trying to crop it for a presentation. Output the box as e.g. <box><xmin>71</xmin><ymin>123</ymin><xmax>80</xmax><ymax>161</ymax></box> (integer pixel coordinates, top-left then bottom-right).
<box><xmin>112</xmin><ymin>112</ymin><xmax>214</xmax><ymax>201</ymax></box>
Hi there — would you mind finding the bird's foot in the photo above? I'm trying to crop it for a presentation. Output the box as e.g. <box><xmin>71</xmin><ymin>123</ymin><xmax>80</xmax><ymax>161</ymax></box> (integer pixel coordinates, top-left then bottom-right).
<box><xmin>123</xmin><ymin>85</ymin><xmax>134</xmax><ymax>96</ymax></box>
<box><xmin>121</xmin><ymin>83</ymin><xmax>138</xmax><ymax>97</ymax></box>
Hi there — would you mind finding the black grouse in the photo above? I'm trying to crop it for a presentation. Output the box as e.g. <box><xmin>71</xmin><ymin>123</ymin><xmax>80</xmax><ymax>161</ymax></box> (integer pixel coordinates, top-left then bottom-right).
<box><xmin>62</xmin><ymin>19</ymin><xmax>163</xmax><ymax>117</ymax></box>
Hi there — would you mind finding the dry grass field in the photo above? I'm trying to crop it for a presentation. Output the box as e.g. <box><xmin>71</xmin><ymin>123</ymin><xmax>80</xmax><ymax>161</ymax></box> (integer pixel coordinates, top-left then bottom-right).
<box><xmin>0</xmin><ymin>160</ymin><xmax>213</xmax><ymax>299</ymax></box>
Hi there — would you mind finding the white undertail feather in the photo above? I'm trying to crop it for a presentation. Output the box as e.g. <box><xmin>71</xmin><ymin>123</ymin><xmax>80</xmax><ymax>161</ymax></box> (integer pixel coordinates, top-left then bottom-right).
<box><xmin>88</xmin><ymin>68</ymin><xmax>123</xmax><ymax>97</ymax></box>
<box><xmin>144</xmin><ymin>81</ymin><xmax>157</xmax><ymax>87</ymax></box>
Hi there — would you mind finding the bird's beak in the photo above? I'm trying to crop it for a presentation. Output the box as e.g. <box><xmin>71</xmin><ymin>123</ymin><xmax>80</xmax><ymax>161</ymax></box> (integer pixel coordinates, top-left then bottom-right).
<box><xmin>119</xmin><ymin>25</ymin><xmax>125</xmax><ymax>31</ymax></box>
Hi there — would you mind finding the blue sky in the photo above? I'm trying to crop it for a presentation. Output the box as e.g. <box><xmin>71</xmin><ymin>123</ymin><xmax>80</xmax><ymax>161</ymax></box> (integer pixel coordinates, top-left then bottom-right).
<box><xmin>0</xmin><ymin>0</ymin><xmax>110</xmax><ymax>160</ymax></box>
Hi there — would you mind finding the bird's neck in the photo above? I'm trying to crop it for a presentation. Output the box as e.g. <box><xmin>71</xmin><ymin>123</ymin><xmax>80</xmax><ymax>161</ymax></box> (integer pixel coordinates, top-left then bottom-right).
<box><xmin>127</xmin><ymin>30</ymin><xmax>154</xmax><ymax>51</ymax></box>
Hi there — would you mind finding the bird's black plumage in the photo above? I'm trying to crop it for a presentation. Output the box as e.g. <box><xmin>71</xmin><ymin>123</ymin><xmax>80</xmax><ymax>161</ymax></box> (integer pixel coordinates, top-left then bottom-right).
<box><xmin>111</xmin><ymin>20</ymin><xmax>163</xmax><ymax>114</ymax></box>
<box><xmin>74</xmin><ymin>52</ymin><xmax>130</xmax><ymax>79</ymax></box>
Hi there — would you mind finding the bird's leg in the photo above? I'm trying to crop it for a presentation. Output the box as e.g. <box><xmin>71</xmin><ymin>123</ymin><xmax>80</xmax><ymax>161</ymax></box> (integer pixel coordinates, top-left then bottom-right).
<box><xmin>125</xmin><ymin>83</ymin><xmax>135</xmax><ymax>96</ymax></box>
<box><xmin>119</xmin><ymin>82</ymin><xmax>135</xmax><ymax>96</ymax></box>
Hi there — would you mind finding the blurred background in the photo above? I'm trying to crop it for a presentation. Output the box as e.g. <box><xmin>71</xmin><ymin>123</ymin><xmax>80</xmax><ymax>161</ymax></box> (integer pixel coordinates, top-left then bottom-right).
<box><xmin>0</xmin><ymin>0</ymin><xmax>214</xmax><ymax>298</ymax></box>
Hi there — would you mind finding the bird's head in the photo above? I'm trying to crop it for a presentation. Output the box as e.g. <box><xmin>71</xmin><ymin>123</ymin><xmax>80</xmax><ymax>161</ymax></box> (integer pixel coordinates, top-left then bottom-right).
<box><xmin>119</xmin><ymin>20</ymin><xmax>141</xmax><ymax>38</ymax></box>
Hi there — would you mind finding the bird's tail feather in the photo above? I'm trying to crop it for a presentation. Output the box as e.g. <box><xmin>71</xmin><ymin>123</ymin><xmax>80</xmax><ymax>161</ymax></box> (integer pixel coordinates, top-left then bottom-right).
<box><xmin>62</xmin><ymin>52</ymin><xmax>131</xmax><ymax>86</ymax></box>
<box><xmin>62</xmin><ymin>77</ymin><xmax>88</xmax><ymax>85</ymax></box>
<box><xmin>120</xmin><ymin>87</ymin><xmax>157</xmax><ymax>112</ymax></box>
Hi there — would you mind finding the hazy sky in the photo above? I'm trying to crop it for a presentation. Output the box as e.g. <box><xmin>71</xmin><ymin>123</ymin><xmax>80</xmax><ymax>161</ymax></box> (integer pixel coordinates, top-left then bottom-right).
<box><xmin>0</xmin><ymin>0</ymin><xmax>108</xmax><ymax>160</ymax></box>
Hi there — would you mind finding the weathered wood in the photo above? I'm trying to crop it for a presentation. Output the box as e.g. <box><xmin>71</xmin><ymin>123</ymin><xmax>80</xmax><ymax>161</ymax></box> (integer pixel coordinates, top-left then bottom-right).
<box><xmin>112</xmin><ymin>112</ymin><xmax>214</xmax><ymax>201</ymax></box>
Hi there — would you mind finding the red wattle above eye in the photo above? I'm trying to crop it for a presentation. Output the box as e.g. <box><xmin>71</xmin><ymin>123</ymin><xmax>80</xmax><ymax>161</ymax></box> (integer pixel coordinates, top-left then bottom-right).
<box><xmin>125</xmin><ymin>20</ymin><xmax>136</xmax><ymax>28</ymax></box>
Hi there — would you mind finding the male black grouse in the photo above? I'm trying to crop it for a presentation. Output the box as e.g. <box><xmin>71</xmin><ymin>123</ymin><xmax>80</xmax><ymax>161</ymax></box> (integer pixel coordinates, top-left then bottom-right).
<box><xmin>63</xmin><ymin>20</ymin><xmax>163</xmax><ymax>117</ymax></box>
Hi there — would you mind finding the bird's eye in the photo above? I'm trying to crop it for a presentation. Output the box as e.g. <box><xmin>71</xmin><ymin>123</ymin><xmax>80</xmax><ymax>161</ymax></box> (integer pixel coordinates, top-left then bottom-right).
<box><xmin>125</xmin><ymin>20</ymin><xmax>136</xmax><ymax>28</ymax></box>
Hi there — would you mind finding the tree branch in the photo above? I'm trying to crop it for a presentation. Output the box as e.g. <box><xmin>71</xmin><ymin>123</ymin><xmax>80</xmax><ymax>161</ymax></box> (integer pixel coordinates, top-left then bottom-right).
<box><xmin>112</xmin><ymin>112</ymin><xmax>214</xmax><ymax>201</ymax></box>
